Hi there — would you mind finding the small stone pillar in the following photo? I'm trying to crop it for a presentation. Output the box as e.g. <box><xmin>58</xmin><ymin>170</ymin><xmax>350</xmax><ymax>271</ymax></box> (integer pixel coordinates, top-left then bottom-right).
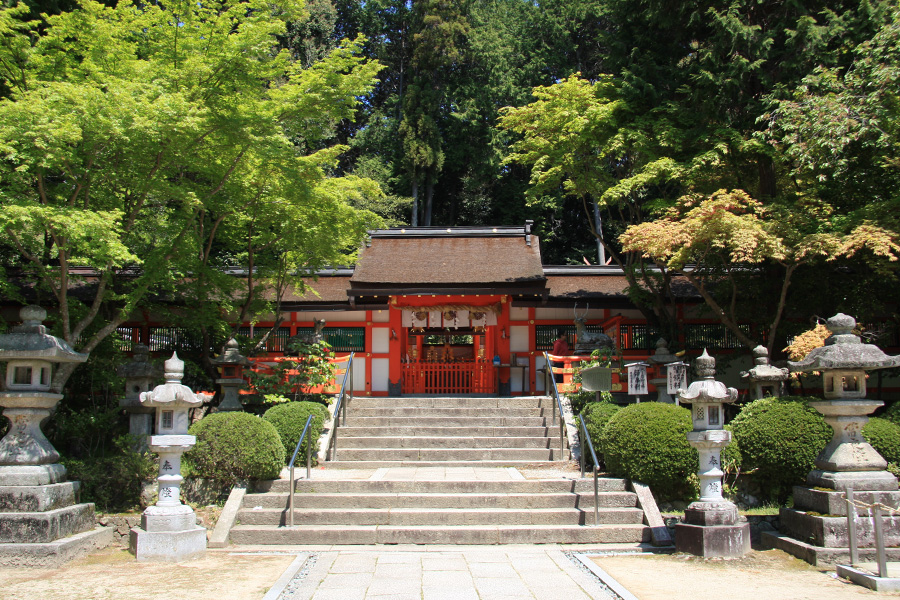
<box><xmin>211</xmin><ymin>339</ymin><xmax>249</xmax><ymax>412</ymax></box>
<box><xmin>117</xmin><ymin>344</ymin><xmax>161</xmax><ymax>440</ymax></box>
<box><xmin>740</xmin><ymin>345</ymin><xmax>788</xmax><ymax>399</ymax></box>
<box><xmin>675</xmin><ymin>349</ymin><xmax>749</xmax><ymax>558</ymax></box>
<box><xmin>767</xmin><ymin>314</ymin><xmax>900</xmax><ymax>564</ymax></box>
<box><xmin>130</xmin><ymin>353</ymin><xmax>207</xmax><ymax>562</ymax></box>
<box><xmin>648</xmin><ymin>338</ymin><xmax>678</xmax><ymax>403</ymax></box>
<box><xmin>0</xmin><ymin>305</ymin><xmax>111</xmax><ymax>566</ymax></box>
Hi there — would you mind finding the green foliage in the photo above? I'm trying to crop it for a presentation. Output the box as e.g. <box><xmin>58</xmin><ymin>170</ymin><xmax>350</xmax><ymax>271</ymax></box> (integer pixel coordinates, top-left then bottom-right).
<box><xmin>863</xmin><ymin>417</ymin><xmax>900</xmax><ymax>466</ymax></box>
<box><xmin>263</xmin><ymin>401</ymin><xmax>330</xmax><ymax>465</ymax></box>
<box><xmin>61</xmin><ymin>435</ymin><xmax>156</xmax><ymax>513</ymax></box>
<box><xmin>249</xmin><ymin>339</ymin><xmax>336</xmax><ymax>405</ymax></box>
<box><xmin>600</xmin><ymin>403</ymin><xmax>697</xmax><ymax>501</ymax></box>
<box><xmin>579</xmin><ymin>401</ymin><xmax>620</xmax><ymax>468</ymax></box>
<box><xmin>729</xmin><ymin>396</ymin><xmax>832</xmax><ymax>502</ymax></box>
<box><xmin>184</xmin><ymin>412</ymin><xmax>285</xmax><ymax>483</ymax></box>
<box><xmin>885</xmin><ymin>402</ymin><xmax>900</xmax><ymax>426</ymax></box>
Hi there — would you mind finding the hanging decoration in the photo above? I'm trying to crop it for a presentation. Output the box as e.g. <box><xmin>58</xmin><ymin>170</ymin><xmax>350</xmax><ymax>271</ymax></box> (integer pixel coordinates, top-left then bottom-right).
<box><xmin>626</xmin><ymin>362</ymin><xmax>649</xmax><ymax>396</ymax></box>
<box><xmin>667</xmin><ymin>362</ymin><xmax>689</xmax><ymax>395</ymax></box>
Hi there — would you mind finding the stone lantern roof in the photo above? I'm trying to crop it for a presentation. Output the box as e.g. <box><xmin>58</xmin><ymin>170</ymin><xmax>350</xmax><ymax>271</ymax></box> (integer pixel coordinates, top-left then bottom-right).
<box><xmin>117</xmin><ymin>344</ymin><xmax>162</xmax><ymax>379</ymax></box>
<box><xmin>0</xmin><ymin>306</ymin><xmax>86</xmax><ymax>363</ymax></box>
<box><xmin>742</xmin><ymin>345</ymin><xmax>789</xmax><ymax>381</ymax></box>
<box><xmin>789</xmin><ymin>314</ymin><xmax>900</xmax><ymax>372</ymax></box>
<box><xmin>678</xmin><ymin>350</ymin><xmax>738</xmax><ymax>404</ymax></box>
<box><xmin>211</xmin><ymin>338</ymin><xmax>250</xmax><ymax>368</ymax></box>
<box><xmin>139</xmin><ymin>353</ymin><xmax>205</xmax><ymax>408</ymax></box>
<box><xmin>648</xmin><ymin>338</ymin><xmax>678</xmax><ymax>365</ymax></box>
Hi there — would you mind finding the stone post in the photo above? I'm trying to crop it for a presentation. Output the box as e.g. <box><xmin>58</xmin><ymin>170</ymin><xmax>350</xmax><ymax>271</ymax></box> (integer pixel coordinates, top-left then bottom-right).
<box><xmin>129</xmin><ymin>352</ymin><xmax>207</xmax><ymax>562</ymax></box>
<box><xmin>648</xmin><ymin>338</ymin><xmax>678</xmax><ymax>403</ymax></box>
<box><xmin>211</xmin><ymin>338</ymin><xmax>249</xmax><ymax>412</ymax></box>
<box><xmin>117</xmin><ymin>344</ymin><xmax>161</xmax><ymax>442</ymax></box>
<box><xmin>675</xmin><ymin>349</ymin><xmax>749</xmax><ymax>558</ymax></box>
<box><xmin>740</xmin><ymin>345</ymin><xmax>788</xmax><ymax>400</ymax></box>
<box><xmin>0</xmin><ymin>305</ymin><xmax>111</xmax><ymax>566</ymax></box>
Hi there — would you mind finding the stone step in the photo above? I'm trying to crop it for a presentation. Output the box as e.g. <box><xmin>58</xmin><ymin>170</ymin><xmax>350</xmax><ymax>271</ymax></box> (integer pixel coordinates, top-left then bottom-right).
<box><xmin>324</xmin><ymin>460</ymin><xmax>573</xmax><ymax>469</ymax></box>
<box><xmin>341</xmin><ymin>416</ymin><xmax>548</xmax><ymax>427</ymax></box>
<box><xmin>349</xmin><ymin>397</ymin><xmax>551</xmax><ymax>409</ymax></box>
<box><xmin>229</xmin><ymin>523</ymin><xmax>650</xmax><ymax>545</ymax></box>
<box><xmin>349</xmin><ymin>407</ymin><xmax>548</xmax><ymax>418</ymax></box>
<box><xmin>337</xmin><ymin>436</ymin><xmax>552</xmax><ymax>449</ymax></box>
<box><xmin>236</xmin><ymin>507</ymin><xmax>644</xmax><ymax>527</ymax></box>
<box><xmin>244</xmin><ymin>491</ymin><xmax>638</xmax><ymax>510</ymax></box>
<box><xmin>335</xmin><ymin>426</ymin><xmax>552</xmax><ymax>437</ymax></box>
<box><xmin>332</xmin><ymin>448</ymin><xmax>558</xmax><ymax>462</ymax></box>
<box><xmin>260</xmin><ymin>478</ymin><xmax>629</xmax><ymax>494</ymax></box>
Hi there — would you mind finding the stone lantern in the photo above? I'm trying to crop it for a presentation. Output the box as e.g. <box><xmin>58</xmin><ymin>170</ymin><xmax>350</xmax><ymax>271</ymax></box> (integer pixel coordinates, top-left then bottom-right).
<box><xmin>676</xmin><ymin>349</ymin><xmax>749</xmax><ymax>558</ymax></box>
<box><xmin>740</xmin><ymin>345</ymin><xmax>788</xmax><ymax>400</ymax></box>
<box><xmin>211</xmin><ymin>338</ymin><xmax>249</xmax><ymax>412</ymax></box>
<box><xmin>648</xmin><ymin>338</ymin><xmax>678</xmax><ymax>403</ymax></box>
<box><xmin>130</xmin><ymin>352</ymin><xmax>207</xmax><ymax>562</ymax></box>
<box><xmin>767</xmin><ymin>314</ymin><xmax>900</xmax><ymax>564</ymax></box>
<box><xmin>117</xmin><ymin>344</ymin><xmax>162</xmax><ymax>440</ymax></box>
<box><xmin>0</xmin><ymin>305</ymin><xmax>110</xmax><ymax>565</ymax></box>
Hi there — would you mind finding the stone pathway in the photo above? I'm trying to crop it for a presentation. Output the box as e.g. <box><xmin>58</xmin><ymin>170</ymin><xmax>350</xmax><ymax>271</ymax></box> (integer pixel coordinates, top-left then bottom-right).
<box><xmin>279</xmin><ymin>545</ymin><xmax>621</xmax><ymax>600</ymax></box>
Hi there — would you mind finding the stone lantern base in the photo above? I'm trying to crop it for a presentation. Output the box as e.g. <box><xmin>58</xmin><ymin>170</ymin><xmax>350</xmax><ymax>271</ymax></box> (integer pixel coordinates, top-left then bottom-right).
<box><xmin>130</xmin><ymin>504</ymin><xmax>206</xmax><ymax>562</ymax></box>
<box><xmin>675</xmin><ymin>501</ymin><xmax>750</xmax><ymax>558</ymax></box>
<box><xmin>0</xmin><ymin>465</ymin><xmax>112</xmax><ymax>567</ymax></box>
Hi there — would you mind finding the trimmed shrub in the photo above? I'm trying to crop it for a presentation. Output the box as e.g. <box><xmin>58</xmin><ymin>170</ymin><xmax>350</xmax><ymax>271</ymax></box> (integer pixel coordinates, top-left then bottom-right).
<box><xmin>864</xmin><ymin>417</ymin><xmax>900</xmax><ymax>465</ymax></box>
<box><xmin>729</xmin><ymin>396</ymin><xmax>831</xmax><ymax>502</ymax></box>
<box><xmin>600</xmin><ymin>403</ymin><xmax>697</xmax><ymax>501</ymax></box>
<box><xmin>884</xmin><ymin>402</ymin><xmax>900</xmax><ymax>427</ymax></box>
<box><xmin>184</xmin><ymin>412</ymin><xmax>285</xmax><ymax>483</ymax></box>
<box><xmin>579</xmin><ymin>402</ymin><xmax>620</xmax><ymax>466</ymax></box>
<box><xmin>263</xmin><ymin>401</ymin><xmax>330</xmax><ymax>465</ymax></box>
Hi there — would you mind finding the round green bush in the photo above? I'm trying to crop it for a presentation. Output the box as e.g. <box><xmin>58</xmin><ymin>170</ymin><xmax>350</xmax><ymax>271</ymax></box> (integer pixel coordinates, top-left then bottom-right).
<box><xmin>600</xmin><ymin>403</ymin><xmax>697</xmax><ymax>501</ymax></box>
<box><xmin>580</xmin><ymin>402</ymin><xmax>620</xmax><ymax>466</ymax></box>
<box><xmin>184</xmin><ymin>412</ymin><xmax>285</xmax><ymax>483</ymax></box>
<box><xmin>864</xmin><ymin>417</ymin><xmax>900</xmax><ymax>465</ymax></box>
<box><xmin>884</xmin><ymin>402</ymin><xmax>900</xmax><ymax>426</ymax></box>
<box><xmin>729</xmin><ymin>396</ymin><xmax>831</xmax><ymax>502</ymax></box>
<box><xmin>263</xmin><ymin>401</ymin><xmax>330</xmax><ymax>465</ymax></box>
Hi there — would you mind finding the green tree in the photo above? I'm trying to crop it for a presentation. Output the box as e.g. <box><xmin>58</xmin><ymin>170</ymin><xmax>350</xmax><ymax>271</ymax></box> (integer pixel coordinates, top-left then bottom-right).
<box><xmin>0</xmin><ymin>0</ymin><xmax>383</xmax><ymax>388</ymax></box>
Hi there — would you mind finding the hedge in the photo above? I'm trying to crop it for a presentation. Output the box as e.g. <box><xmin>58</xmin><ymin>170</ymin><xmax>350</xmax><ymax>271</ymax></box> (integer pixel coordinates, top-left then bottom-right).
<box><xmin>184</xmin><ymin>412</ymin><xmax>285</xmax><ymax>483</ymax></box>
<box><xmin>263</xmin><ymin>401</ymin><xmax>330</xmax><ymax>465</ymax></box>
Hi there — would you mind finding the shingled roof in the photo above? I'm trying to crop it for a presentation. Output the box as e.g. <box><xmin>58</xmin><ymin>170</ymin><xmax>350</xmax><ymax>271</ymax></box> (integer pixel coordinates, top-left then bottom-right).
<box><xmin>348</xmin><ymin>225</ymin><xmax>548</xmax><ymax>300</ymax></box>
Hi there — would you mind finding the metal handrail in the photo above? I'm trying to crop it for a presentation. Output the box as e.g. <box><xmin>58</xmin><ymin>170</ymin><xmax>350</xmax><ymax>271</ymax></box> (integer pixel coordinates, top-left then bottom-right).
<box><xmin>327</xmin><ymin>352</ymin><xmax>355</xmax><ymax>461</ymax></box>
<box><xmin>577</xmin><ymin>414</ymin><xmax>600</xmax><ymax>526</ymax></box>
<box><xmin>542</xmin><ymin>351</ymin><xmax>568</xmax><ymax>458</ymax></box>
<box><xmin>287</xmin><ymin>414</ymin><xmax>314</xmax><ymax>527</ymax></box>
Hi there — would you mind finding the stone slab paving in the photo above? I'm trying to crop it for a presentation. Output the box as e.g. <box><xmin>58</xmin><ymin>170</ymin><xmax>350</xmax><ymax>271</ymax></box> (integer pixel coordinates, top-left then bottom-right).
<box><xmin>281</xmin><ymin>545</ymin><xmax>621</xmax><ymax>600</ymax></box>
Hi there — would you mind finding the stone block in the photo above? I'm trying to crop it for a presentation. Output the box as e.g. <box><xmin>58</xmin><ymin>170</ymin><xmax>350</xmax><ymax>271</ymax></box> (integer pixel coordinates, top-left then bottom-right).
<box><xmin>141</xmin><ymin>504</ymin><xmax>199</xmax><ymax>533</ymax></box>
<box><xmin>779</xmin><ymin>507</ymin><xmax>900</xmax><ymax>548</ymax></box>
<box><xmin>0</xmin><ymin>464</ymin><xmax>67</xmax><ymax>487</ymax></box>
<box><xmin>675</xmin><ymin>521</ymin><xmax>750</xmax><ymax>558</ymax></box>
<box><xmin>807</xmin><ymin>469</ymin><xmax>899</xmax><ymax>492</ymax></box>
<box><xmin>0</xmin><ymin>503</ymin><xmax>95</xmax><ymax>543</ymax></box>
<box><xmin>0</xmin><ymin>526</ymin><xmax>113</xmax><ymax>567</ymax></box>
<box><xmin>0</xmin><ymin>482</ymin><xmax>79</xmax><ymax>512</ymax></box>
<box><xmin>129</xmin><ymin>525</ymin><xmax>207</xmax><ymax>562</ymax></box>
<box><xmin>793</xmin><ymin>486</ymin><xmax>900</xmax><ymax>516</ymax></box>
<box><xmin>683</xmin><ymin>501</ymin><xmax>739</xmax><ymax>526</ymax></box>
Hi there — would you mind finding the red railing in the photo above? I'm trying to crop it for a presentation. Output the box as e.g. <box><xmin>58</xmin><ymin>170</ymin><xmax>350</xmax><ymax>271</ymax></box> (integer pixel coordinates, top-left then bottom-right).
<box><xmin>402</xmin><ymin>360</ymin><xmax>495</xmax><ymax>395</ymax></box>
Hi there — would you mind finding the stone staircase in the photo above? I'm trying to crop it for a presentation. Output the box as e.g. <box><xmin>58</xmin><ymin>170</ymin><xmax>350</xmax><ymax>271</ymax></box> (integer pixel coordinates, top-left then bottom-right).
<box><xmin>328</xmin><ymin>396</ymin><xmax>564</xmax><ymax>468</ymax></box>
<box><xmin>227</xmin><ymin>396</ymin><xmax>653</xmax><ymax>545</ymax></box>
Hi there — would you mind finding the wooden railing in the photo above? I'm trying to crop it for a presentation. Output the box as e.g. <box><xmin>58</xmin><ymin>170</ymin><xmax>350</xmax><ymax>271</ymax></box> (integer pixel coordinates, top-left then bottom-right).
<box><xmin>402</xmin><ymin>360</ymin><xmax>495</xmax><ymax>395</ymax></box>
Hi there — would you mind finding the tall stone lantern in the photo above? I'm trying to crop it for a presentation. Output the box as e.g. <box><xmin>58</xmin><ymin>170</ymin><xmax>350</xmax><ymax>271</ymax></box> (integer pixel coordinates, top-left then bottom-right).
<box><xmin>211</xmin><ymin>338</ymin><xmax>249</xmax><ymax>412</ymax></box>
<box><xmin>676</xmin><ymin>350</ymin><xmax>749</xmax><ymax>558</ymax></box>
<box><xmin>117</xmin><ymin>344</ymin><xmax>162</xmax><ymax>440</ymax></box>
<box><xmin>768</xmin><ymin>313</ymin><xmax>900</xmax><ymax>564</ymax></box>
<box><xmin>129</xmin><ymin>352</ymin><xmax>207</xmax><ymax>562</ymax></box>
<box><xmin>740</xmin><ymin>345</ymin><xmax>788</xmax><ymax>400</ymax></box>
<box><xmin>0</xmin><ymin>305</ymin><xmax>110</xmax><ymax>565</ymax></box>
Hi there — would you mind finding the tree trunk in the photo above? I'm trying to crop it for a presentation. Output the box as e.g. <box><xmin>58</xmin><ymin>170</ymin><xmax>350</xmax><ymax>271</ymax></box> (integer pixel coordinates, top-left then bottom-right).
<box><xmin>411</xmin><ymin>176</ymin><xmax>419</xmax><ymax>226</ymax></box>
<box><xmin>758</xmin><ymin>155</ymin><xmax>777</xmax><ymax>200</ymax></box>
<box><xmin>424</xmin><ymin>173</ymin><xmax>434</xmax><ymax>226</ymax></box>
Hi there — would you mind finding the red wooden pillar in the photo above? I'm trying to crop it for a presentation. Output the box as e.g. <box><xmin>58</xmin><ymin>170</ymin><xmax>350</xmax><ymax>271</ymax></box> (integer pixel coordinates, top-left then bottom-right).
<box><xmin>497</xmin><ymin>296</ymin><xmax>511</xmax><ymax>389</ymax></box>
<box><xmin>388</xmin><ymin>304</ymin><xmax>403</xmax><ymax>395</ymax></box>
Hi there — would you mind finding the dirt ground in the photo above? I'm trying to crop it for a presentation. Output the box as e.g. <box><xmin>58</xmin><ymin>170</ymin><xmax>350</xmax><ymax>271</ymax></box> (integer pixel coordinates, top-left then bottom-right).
<box><xmin>0</xmin><ymin>546</ymin><xmax>296</xmax><ymax>600</ymax></box>
<box><xmin>592</xmin><ymin>549</ymin><xmax>898</xmax><ymax>600</ymax></box>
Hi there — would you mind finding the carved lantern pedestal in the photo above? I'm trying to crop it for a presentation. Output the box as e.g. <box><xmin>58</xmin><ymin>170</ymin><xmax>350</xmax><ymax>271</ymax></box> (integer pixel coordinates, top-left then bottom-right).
<box><xmin>764</xmin><ymin>314</ymin><xmax>900</xmax><ymax>565</ymax></box>
<box><xmin>117</xmin><ymin>344</ymin><xmax>161</xmax><ymax>445</ymax></box>
<box><xmin>0</xmin><ymin>306</ymin><xmax>112</xmax><ymax>566</ymax></box>
<box><xmin>648</xmin><ymin>338</ymin><xmax>678</xmax><ymax>403</ymax></box>
<box><xmin>130</xmin><ymin>353</ymin><xmax>207</xmax><ymax>562</ymax></box>
<box><xmin>676</xmin><ymin>350</ymin><xmax>749</xmax><ymax>558</ymax></box>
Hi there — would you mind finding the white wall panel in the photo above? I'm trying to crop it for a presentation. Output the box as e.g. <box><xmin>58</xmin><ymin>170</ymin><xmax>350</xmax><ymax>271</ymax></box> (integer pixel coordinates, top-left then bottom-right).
<box><xmin>510</xmin><ymin>326</ymin><xmax>529</xmax><ymax>352</ymax></box>
<box><xmin>372</xmin><ymin>327</ymin><xmax>390</xmax><ymax>354</ymax></box>
<box><xmin>372</xmin><ymin>358</ymin><xmax>390</xmax><ymax>392</ymax></box>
